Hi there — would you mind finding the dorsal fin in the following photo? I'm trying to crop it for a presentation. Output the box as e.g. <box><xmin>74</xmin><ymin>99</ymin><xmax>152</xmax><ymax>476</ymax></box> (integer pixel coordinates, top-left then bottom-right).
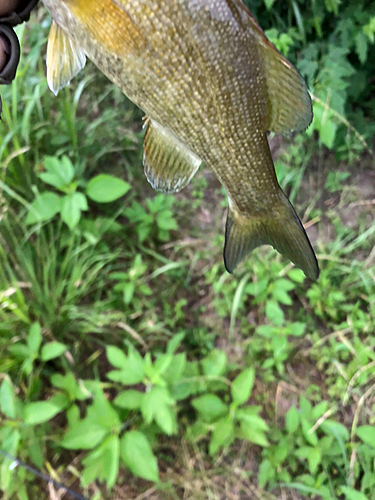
<box><xmin>143</xmin><ymin>119</ymin><xmax>202</xmax><ymax>193</ymax></box>
<box><xmin>259</xmin><ymin>39</ymin><xmax>313</xmax><ymax>134</ymax></box>
<box><xmin>46</xmin><ymin>21</ymin><xmax>86</xmax><ymax>96</ymax></box>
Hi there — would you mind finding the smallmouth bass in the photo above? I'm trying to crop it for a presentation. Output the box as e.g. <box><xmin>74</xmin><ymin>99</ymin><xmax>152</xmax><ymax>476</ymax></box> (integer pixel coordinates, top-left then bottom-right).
<box><xmin>41</xmin><ymin>0</ymin><xmax>319</xmax><ymax>280</ymax></box>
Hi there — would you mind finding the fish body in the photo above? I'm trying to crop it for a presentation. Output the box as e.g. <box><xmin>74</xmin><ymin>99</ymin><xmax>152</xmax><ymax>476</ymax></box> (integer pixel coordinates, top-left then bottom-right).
<box><xmin>42</xmin><ymin>0</ymin><xmax>319</xmax><ymax>279</ymax></box>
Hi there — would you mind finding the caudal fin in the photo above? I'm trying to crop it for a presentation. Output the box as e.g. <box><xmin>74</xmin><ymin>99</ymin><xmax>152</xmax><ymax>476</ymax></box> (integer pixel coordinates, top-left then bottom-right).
<box><xmin>224</xmin><ymin>193</ymin><xmax>319</xmax><ymax>280</ymax></box>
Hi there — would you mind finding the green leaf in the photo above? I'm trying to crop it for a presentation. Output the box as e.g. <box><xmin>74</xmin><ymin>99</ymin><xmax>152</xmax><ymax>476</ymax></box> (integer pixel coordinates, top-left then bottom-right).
<box><xmin>265</xmin><ymin>300</ymin><xmax>284</xmax><ymax>326</ymax></box>
<box><xmin>264</xmin><ymin>0</ymin><xmax>276</xmax><ymax>10</ymax></box>
<box><xmin>23</xmin><ymin>393</ymin><xmax>69</xmax><ymax>425</ymax></box>
<box><xmin>166</xmin><ymin>332</ymin><xmax>185</xmax><ymax>354</ymax></box>
<box><xmin>27</xmin><ymin>322</ymin><xmax>42</xmax><ymax>356</ymax></box>
<box><xmin>61</xmin><ymin>192</ymin><xmax>87</xmax><ymax>229</ymax></box>
<box><xmin>356</xmin><ymin>426</ymin><xmax>375</xmax><ymax>448</ymax></box>
<box><xmin>99</xmin><ymin>435</ymin><xmax>119</xmax><ymax>489</ymax></box>
<box><xmin>114</xmin><ymin>390</ymin><xmax>144</xmax><ymax>410</ymax></box>
<box><xmin>86</xmin><ymin>174</ymin><xmax>131</xmax><ymax>203</ymax></box>
<box><xmin>81</xmin><ymin>435</ymin><xmax>120</xmax><ymax>488</ymax></box>
<box><xmin>209</xmin><ymin>417</ymin><xmax>234</xmax><ymax>455</ymax></box>
<box><xmin>240</xmin><ymin>420</ymin><xmax>269</xmax><ymax>447</ymax></box>
<box><xmin>107</xmin><ymin>347</ymin><xmax>145</xmax><ymax>385</ymax></box>
<box><xmin>340</xmin><ymin>487</ymin><xmax>368</xmax><ymax>500</ymax></box>
<box><xmin>41</xmin><ymin>342</ymin><xmax>67</xmax><ymax>361</ymax></box>
<box><xmin>321</xmin><ymin>420</ymin><xmax>349</xmax><ymax>441</ymax></box>
<box><xmin>192</xmin><ymin>394</ymin><xmax>228</xmax><ymax>423</ymax></box>
<box><xmin>61</xmin><ymin>422</ymin><xmax>108</xmax><ymax>450</ymax></box>
<box><xmin>258</xmin><ymin>459</ymin><xmax>275</xmax><ymax>488</ymax></box>
<box><xmin>40</xmin><ymin>156</ymin><xmax>75</xmax><ymax>189</ymax></box>
<box><xmin>106</xmin><ymin>346</ymin><xmax>128</xmax><ymax>368</ymax></box>
<box><xmin>0</xmin><ymin>377</ymin><xmax>16</xmax><ymax>418</ymax></box>
<box><xmin>51</xmin><ymin>372</ymin><xmax>88</xmax><ymax>401</ymax></box>
<box><xmin>231</xmin><ymin>367</ymin><xmax>255</xmax><ymax>405</ymax></box>
<box><xmin>202</xmin><ymin>349</ymin><xmax>227</xmax><ymax>377</ymax></box>
<box><xmin>141</xmin><ymin>387</ymin><xmax>176</xmax><ymax>435</ymax></box>
<box><xmin>163</xmin><ymin>353</ymin><xmax>186</xmax><ymax>385</ymax></box>
<box><xmin>25</xmin><ymin>192</ymin><xmax>62</xmax><ymax>224</ymax></box>
<box><xmin>285</xmin><ymin>406</ymin><xmax>300</xmax><ymax>434</ymax></box>
<box><xmin>120</xmin><ymin>431</ymin><xmax>159</xmax><ymax>482</ymax></box>
<box><xmin>90</xmin><ymin>388</ymin><xmax>121</xmax><ymax>430</ymax></box>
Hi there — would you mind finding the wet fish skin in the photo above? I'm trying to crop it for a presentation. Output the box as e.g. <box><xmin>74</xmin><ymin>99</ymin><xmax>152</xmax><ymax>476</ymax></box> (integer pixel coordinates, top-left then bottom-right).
<box><xmin>41</xmin><ymin>0</ymin><xmax>319</xmax><ymax>280</ymax></box>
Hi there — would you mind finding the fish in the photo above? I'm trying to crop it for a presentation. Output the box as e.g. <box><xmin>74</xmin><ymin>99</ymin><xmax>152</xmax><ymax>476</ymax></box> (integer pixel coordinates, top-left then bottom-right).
<box><xmin>41</xmin><ymin>0</ymin><xmax>319</xmax><ymax>280</ymax></box>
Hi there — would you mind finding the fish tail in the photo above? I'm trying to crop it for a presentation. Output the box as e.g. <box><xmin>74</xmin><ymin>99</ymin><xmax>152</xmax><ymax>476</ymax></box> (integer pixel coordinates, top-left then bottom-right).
<box><xmin>224</xmin><ymin>193</ymin><xmax>319</xmax><ymax>280</ymax></box>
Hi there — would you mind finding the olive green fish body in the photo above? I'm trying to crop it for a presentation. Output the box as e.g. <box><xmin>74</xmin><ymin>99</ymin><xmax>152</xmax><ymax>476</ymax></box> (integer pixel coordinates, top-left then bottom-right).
<box><xmin>42</xmin><ymin>0</ymin><xmax>319</xmax><ymax>279</ymax></box>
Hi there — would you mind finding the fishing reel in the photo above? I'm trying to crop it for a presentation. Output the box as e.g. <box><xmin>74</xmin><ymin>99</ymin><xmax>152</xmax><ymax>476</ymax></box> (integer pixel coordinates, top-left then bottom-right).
<box><xmin>0</xmin><ymin>0</ymin><xmax>39</xmax><ymax>115</ymax></box>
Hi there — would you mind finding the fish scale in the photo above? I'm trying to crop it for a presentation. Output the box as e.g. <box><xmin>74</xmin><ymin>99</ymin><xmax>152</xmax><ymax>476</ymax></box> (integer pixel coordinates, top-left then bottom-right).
<box><xmin>42</xmin><ymin>0</ymin><xmax>319</xmax><ymax>280</ymax></box>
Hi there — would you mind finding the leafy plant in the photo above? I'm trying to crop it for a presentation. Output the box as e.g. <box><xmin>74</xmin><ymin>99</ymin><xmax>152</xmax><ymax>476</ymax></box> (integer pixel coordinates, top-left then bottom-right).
<box><xmin>25</xmin><ymin>156</ymin><xmax>131</xmax><ymax>229</ymax></box>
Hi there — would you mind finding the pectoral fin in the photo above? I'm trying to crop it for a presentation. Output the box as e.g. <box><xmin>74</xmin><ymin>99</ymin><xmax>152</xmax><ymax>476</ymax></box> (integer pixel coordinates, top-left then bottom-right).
<box><xmin>260</xmin><ymin>40</ymin><xmax>313</xmax><ymax>135</ymax></box>
<box><xmin>143</xmin><ymin>120</ymin><xmax>202</xmax><ymax>193</ymax></box>
<box><xmin>224</xmin><ymin>193</ymin><xmax>319</xmax><ymax>280</ymax></box>
<box><xmin>46</xmin><ymin>21</ymin><xmax>86</xmax><ymax>96</ymax></box>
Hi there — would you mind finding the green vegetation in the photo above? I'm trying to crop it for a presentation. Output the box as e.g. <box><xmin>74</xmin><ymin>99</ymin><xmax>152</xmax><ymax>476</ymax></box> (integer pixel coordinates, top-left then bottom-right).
<box><xmin>0</xmin><ymin>1</ymin><xmax>374</xmax><ymax>499</ymax></box>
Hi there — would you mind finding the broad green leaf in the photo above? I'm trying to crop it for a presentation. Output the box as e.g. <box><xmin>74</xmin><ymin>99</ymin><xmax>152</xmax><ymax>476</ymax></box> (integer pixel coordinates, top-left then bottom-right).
<box><xmin>41</xmin><ymin>342</ymin><xmax>67</xmax><ymax>361</ymax></box>
<box><xmin>301</xmin><ymin>417</ymin><xmax>318</xmax><ymax>446</ymax></box>
<box><xmin>236</xmin><ymin>411</ymin><xmax>269</xmax><ymax>432</ymax></box>
<box><xmin>61</xmin><ymin>192</ymin><xmax>87</xmax><ymax>229</ymax></box>
<box><xmin>231</xmin><ymin>367</ymin><xmax>255</xmax><ymax>405</ymax></box>
<box><xmin>41</xmin><ymin>156</ymin><xmax>75</xmax><ymax>189</ymax></box>
<box><xmin>309</xmin><ymin>447</ymin><xmax>321</xmax><ymax>475</ymax></box>
<box><xmin>0</xmin><ymin>377</ymin><xmax>16</xmax><ymax>418</ymax></box>
<box><xmin>23</xmin><ymin>393</ymin><xmax>69</xmax><ymax>425</ymax></box>
<box><xmin>120</xmin><ymin>431</ymin><xmax>159</xmax><ymax>482</ymax></box>
<box><xmin>154</xmin><ymin>354</ymin><xmax>173</xmax><ymax>375</ymax></box>
<box><xmin>240</xmin><ymin>420</ymin><xmax>269</xmax><ymax>447</ymax></box>
<box><xmin>51</xmin><ymin>372</ymin><xmax>88</xmax><ymax>401</ymax></box>
<box><xmin>114</xmin><ymin>390</ymin><xmax>144</xmax><ymax>410</ymax></box>
<box><xmin>25</xmin><ymin>192</ymin><xmax>62</xmax><ymax>224</ymax></box>
<box><xmin>106</xmin><ymin>347</ymin><xmax>145</xmax><ymax>385</ymax></box>
<box><xmin>90</xmin><ymin>388</ymin><xmax>121</xmax><ymax>431</ymax></box>
<box><xmin>86</xmin><ymin>174</ymin><xmax>131</xmax><ymax>203</ymax></box>
<box><xmin>285</xmin><ymin>406</ymin><xmax>300</xmax><ymax>434</ymax></box>
<box><xmin>141</xmin><ymin>387</ymin><xmax>176</xmax><ymax>435</ymax></box>
<box><xmin>102</xmin><ymin>435</ymin><xmax>120</xmax><ymax>489</ymax></box>
<box><xmin>192</xmin><ymin>394</ymin><xmax>228</xmax><ymax>423</ymax></box>
<box><xmin>163</xmin><ymin>353</ymin><xmax>186</xmax><ymax>385</ymax></box>
<box><xmin>258</xmin><ymin>459</ymin><xmax>275</xmax><ymax>488</ymax></box>
<box><xmin>265</xmin><ymin>300</ymin><xmax>284</xmax><ymax>326</ymax></box>
<box><xmin>81</xmin><ymin>435</ymin><xmax>119</xmax><ymax>488</ymax></box>
<box><xmin>341</xmin><ymin>487</ymin><xmax>368</xmax><ymax>500</ymax></box>
<box><xmin>321</xmin><ymin>420</ymin><xmax>349</xmax><ymax>441</ymax></box>
<box><xmin>202</xmin><ymin>349</ymin><xmax>227</xmax><ymax>377</ymax></box>
<box><xmin>209</xmin><ymin>417</ymin><xmax>234</xmax><ymax>455</ymax></box>
<box><xmin>356</xmin><ymin>426</ymin><xmax>375</xmax><ymax>448</ymax></box>
<box><xmin>61</xmin><ymin>422</ymin><xmax>108</xmax><ymax>450</ymax></box>
<box><xmin>106</xmin><ymin>346</ymin><xmax>128</xmax><ymax>368</ymax></box>
<box><xmin>27</xmin><ymin>322</ymin><xmax>42</xmax><ymax>356</ymax></box>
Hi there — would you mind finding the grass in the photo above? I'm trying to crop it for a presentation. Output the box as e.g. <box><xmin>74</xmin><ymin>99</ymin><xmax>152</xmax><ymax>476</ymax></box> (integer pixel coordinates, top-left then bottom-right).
<box><xmin>0</xmin><ymin>10</ymin><xmax>375</xmax><ymax>500</ymax></box>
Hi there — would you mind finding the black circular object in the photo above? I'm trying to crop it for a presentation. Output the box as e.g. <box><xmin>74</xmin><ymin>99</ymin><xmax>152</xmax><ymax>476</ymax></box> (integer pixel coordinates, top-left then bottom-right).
<box><xmin>0</xmin><ymin>0</ymin><xmax>39</xmax><ymax>26</ymax></box>
<box><xmin>0</xmin><ymin>23</ymin><xmax>20</xmax><ymax>84</ymax></box>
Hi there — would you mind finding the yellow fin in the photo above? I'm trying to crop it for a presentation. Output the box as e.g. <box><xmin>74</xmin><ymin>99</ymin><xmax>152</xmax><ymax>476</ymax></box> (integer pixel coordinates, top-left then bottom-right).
<box><xmin>224</xmin><ymin>194</ymin><xmax>319</xmax><ymax>280</ymax></box>
<box><xmin>143</xmin><ymin>120</ymin><xmax>202</xmax><ymax>193</ymax></box>
<box><xmin>259</xmin><ymin>40</ymin><xmax>313</xmax><ymax>134</ymax></box>
<box><xmin>46</xmin><ymin>21</ymin><xmax>86</xmax><ymax>96</ymax></box>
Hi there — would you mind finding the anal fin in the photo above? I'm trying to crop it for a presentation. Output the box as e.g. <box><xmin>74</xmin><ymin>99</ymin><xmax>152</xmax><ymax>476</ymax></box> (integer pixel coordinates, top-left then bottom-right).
<box><xmin>46</xmin><ymin>21</ymin><xmax>86</xmax><ymax>96</ymax></box>
<box><xmin>143</xmin><ymin>119</ymin><xmax>202</xmax><ymax>193</ymax></box>
<box><xmin>259</xmin><ymin>39</ymin><xmax>313</xmax><ymax>135</ymax></box>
